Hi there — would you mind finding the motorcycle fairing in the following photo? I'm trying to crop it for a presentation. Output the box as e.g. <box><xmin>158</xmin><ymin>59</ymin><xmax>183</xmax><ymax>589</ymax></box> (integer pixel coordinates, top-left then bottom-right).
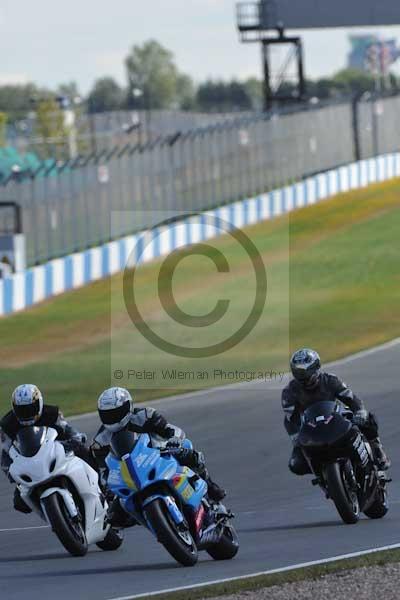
<box><xmin>106</xmin><ymin>433</ymin><xmax>207</xmax><ymax>526</ymax></box>
<box><xmin>10</xmin><ymin>428</ymin><xmax>66</xmax><ymax>486</ymax></box>
<box><xmin>299</xmin><ymin>401</ymin><xmax>353</xmax><ymax>448</ymax></box>
<box><xmin>9</xmin><ymin>427</ymin><xmax>109</xmax><ymax>546</ymax></box>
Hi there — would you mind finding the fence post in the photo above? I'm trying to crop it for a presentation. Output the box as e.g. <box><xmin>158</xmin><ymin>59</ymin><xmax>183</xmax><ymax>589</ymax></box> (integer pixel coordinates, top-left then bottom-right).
<box><xmin>351</xmin><ymin>93</ymin><xmax>362</xmax><ymax>162</ymax></box>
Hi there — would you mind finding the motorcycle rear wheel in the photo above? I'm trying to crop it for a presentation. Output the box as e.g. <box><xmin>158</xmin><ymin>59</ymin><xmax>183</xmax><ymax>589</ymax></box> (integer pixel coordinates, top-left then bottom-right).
<box><xmin>324</xmin><ymin>461</ymin><xmax>360</xmax><ymax>525</ymax></box>
<box><xmin>144</xmin><ymin>499</ymin><xmax>198</xmax><ymax>567</ymax></box>
<box><xmin>43</xmin><ymin>493</ymin><xmax>88</xmax><ymax>556</ymax></box>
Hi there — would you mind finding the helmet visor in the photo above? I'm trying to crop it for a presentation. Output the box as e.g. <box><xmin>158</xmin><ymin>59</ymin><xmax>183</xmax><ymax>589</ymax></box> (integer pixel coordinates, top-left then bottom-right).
<box><xmin>14</xmin><ymin>399</ymin><xmax>41</xmax><ymax>423</ymax></box>
<box><xmin>99</xmin><ymin>403</ymin><xmax>130</xmax><ymax>426</ymax></box>
<box><xmin>292</xmin><ymin>366</ymin><xmax>320</xmax><ymax>387</ymax></box>
<box><xmin>292</xmin><ymin>367</ymin><xmax>311</xmax><ymax>382</ymax></box>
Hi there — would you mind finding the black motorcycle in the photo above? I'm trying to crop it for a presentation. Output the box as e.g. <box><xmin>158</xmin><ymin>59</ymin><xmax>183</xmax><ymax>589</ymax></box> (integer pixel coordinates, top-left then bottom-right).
<box><xmin>298</xmin><ymin>400</ymin><xmax>390</xmax><ymax>524</ymax></box>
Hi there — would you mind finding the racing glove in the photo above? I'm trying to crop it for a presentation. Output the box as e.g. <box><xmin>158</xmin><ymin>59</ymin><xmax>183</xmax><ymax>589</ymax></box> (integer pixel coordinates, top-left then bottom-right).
<box><xmin>71</xmin><ymin>432</ymin><xmax>87</xmax><ymax>445</ymax></box>
<box><xmin>165</xmin><ymin>437</ymin><xmax>182</xmax><ymax>449</ymax></box>
<box><xmin>352</xmin><ymin>409</ymin><xmax>368</xmax><ymax>427</ymax></box>
<box><xmin>147</xmin><ymin>412</ymin><xmax>175</xmax><ymax>438</ymax></box>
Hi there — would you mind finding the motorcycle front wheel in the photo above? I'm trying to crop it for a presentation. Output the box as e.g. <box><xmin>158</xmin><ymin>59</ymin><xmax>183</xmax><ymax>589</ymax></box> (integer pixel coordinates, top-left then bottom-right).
<box><xmin>42</xmin><ymin>493</ymin><xmax>88</xmax><ymax>556</ymax></box>
<box><xmin>144</xmin><ymin>498</ymin><xmax>198</xmax><ymax>566</ymax></box>
<box><xmin>324</xmin><ymin>461</ymin><xmax>360</xmax><ymax>525</ymax></box>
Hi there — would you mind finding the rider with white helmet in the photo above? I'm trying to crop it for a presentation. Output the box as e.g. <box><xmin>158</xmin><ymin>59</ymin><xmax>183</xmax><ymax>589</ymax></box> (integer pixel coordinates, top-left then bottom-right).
<box><xmin>91</xmin><ymin>387</ymin><xmax>226</xmax><ymax>524</ymax></box>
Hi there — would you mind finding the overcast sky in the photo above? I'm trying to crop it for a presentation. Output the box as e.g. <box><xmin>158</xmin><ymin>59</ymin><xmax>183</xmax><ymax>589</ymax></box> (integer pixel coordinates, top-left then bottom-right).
<box><xmin>1</xmin><ymin>0</ymin><xmax>400</xmax><ymax>93</ymax></box>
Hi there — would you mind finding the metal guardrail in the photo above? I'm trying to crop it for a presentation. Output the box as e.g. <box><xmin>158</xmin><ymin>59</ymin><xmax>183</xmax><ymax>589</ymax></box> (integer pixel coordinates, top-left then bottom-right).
<box><xmin>0</xmin><ymin>95</ymin><xmax>399</xmax><ymax>267</ymax></box>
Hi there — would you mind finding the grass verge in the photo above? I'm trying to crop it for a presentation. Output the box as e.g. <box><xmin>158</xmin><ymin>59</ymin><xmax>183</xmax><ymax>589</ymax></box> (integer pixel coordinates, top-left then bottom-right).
<box><xmin>127</xmin><ymin>546</ymin><xmax>400</xmax><ymax>600</ymax></box>
<box><xmin>0</xmin><ymin>178</ymin><xmax>399</xmax><ymax>415</ymax></box>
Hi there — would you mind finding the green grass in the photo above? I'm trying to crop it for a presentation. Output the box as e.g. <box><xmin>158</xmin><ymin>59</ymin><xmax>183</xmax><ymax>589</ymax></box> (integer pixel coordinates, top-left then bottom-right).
<box><xmin>123</xmin><ymin>547</ymin><xmax>400</xmax><ymax>600</ymax></box>
<box><xmin>1</xmin><ymin>178</ymin><xmax>399</xmax><ymax>416</ymax></box>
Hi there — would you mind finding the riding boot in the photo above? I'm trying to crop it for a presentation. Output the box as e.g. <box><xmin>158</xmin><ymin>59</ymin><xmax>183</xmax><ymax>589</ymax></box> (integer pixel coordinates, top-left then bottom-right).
<box><xmin>198</xmin><ymin>466</ymin><xmax>226</xmax><ymax>502</ymax></box>
<box><xmin>206</xmin><ymin>476</ymin><xmax>226</xmax><ymax>502</ymax></box>
<box><xmin>13</xmin><ymin>488</ymin><xmax>32</xmax><ymax>514</ymax></box>
<box><xmin>107</xmin><ymin>497</ymin><xmax>138</xmax><ymax>529</ymax></box>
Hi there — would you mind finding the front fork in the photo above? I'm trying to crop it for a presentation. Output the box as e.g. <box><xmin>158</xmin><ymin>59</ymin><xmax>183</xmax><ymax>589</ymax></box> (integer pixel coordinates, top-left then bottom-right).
<box><xmin>311</xmin><ymin>459</ymin><xmax>358</xmax><ymax>499</ymax></box>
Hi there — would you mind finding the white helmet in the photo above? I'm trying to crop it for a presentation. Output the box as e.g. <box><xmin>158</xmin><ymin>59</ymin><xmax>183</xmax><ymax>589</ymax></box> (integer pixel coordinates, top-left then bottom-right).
<box><xmin>12</xmin><ymin>384</ymin><xmax>44</xmax><ymax>426</ymax></box>
<box><xmin>97</xmin><ymin>387</ymin><xmax>133</xmax><ymax>432</ymax></box>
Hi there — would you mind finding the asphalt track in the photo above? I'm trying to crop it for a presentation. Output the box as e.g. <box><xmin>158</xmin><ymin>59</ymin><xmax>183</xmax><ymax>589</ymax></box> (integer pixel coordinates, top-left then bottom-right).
<box><xmin>1</xmin><ymin>340</ymin><xmax>400</xmax><ymax>600</ymax></box>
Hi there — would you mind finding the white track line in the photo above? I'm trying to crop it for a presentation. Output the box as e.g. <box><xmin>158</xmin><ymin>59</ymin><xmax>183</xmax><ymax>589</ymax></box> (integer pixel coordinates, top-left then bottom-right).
<box><xmin>104</xmin><ymin>339</ymin><xmax>400</xmax><ymax>599</ymax></box>
<box><xmin>108</xmin><ymin>542</ymin><xmax>400</xmax><ymax>600</ymax></box>
<box><xmin>0</xmin><ymin>525</ymin><xmax>49</xmax><ymax>533</ymax></box>
<box><xmin>326</xmin><ymin>337</ymin><xmax>400</xmax><ymax>368</ymax></box>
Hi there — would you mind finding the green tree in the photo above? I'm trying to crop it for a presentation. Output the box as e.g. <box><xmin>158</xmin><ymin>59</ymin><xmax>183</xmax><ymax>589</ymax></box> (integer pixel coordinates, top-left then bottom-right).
<box><xmin>244</xmin><ymin>77</ymin><xmax>263</xmax><ymax>110</ymax></box>
<box><xmin>57</xmin><ymin>81</ymin><xmax>81</xmax><ymax>102</ymax></box>
<box><xmin>34</xmin><ymin>98</ymin><xmax>67</xmax><ymax>159</ymax></box>
<box><xmin>177</xmin><ymin>74</ymin><xmax>196</xmax><ymax>110</ymax></box>
<box><xmin>125</xmin><ymin>40</ymin><xmax>181</xmax><ymax>109</ymax></box>
<box><xmin>196</xmin><ymin>80</ymin><xmax>252</xmax><ymax>112</ymax></box>
<box><xmin>0</xmin><ymin>83</ymin><xmax>46</xmax><ymax>122</ymax></box>
<box><xmin>307</xmin><ymin>78</ymin><xmax>334</xmax><ymax>99</ymax></box>
<box><xmin>197</xmin><ymin>80</ymin><xmax>225</xmax><ymax>111</ymax></box>
<box><xmin>332</xmin><ymin>68</ymin><xmax>375</xmax><ymax>95</ymax></box>
<box><xmin>228</xmin><ymin>81</ymin><xmax>252</xmax><ymax>110</ymax></box>
<box><xmin>87</xmin><ymin>77</ymin><xmax>124</xmax><ymax>113</ymax></box>
<box><xmin>389</xmin><ymin>72</ymin><xmax>400</xmax><ymax>91</ymax></box>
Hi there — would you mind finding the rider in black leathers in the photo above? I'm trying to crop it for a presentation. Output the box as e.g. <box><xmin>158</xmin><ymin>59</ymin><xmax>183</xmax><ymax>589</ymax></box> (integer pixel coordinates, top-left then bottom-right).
<box><xmin>282</xmin><ymin>349</ymin><xmax>390</xmax><ymax>475</ymax></box>
<box><xmin>0</xmin><ymin>384</ymin><xmax>91</xmax><ymax>513</ymax></box>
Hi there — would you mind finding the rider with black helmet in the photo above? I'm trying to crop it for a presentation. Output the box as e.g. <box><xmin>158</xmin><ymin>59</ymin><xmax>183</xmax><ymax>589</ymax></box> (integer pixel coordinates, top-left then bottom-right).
<box><xmin>0</xmin><ymin>384</ymin><xmax>91</xmax><ymax>513</ymax></box>
<box><xmin>282</xmin><ymin>349</ymin><xmax>390</xmax><ymax>475</ymax></box>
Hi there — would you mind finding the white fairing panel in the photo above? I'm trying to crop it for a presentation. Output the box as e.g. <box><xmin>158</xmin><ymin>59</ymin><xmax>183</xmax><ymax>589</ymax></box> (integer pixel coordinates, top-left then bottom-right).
<box><xmin>9</xmin><ymin>428</ymin><xmax>109</xmax><ymax>545</ymax></box>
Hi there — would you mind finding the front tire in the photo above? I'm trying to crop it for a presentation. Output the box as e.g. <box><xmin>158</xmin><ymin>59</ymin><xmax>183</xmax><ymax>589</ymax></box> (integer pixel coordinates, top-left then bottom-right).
<box><xmin>207</xmin><ymin>525</ymin><xmax>239</xmax><ymax>560</ymax></box>
<box><xmin>324</xmin><ymin>461</ymin><xmax>360</xmax><ymax>525</ymax></box>
<box><xmin>96</xmin><ymin>527</ymin><xmax>124</xmax><ymax>551</ymax></box>
<box><xmin>42</xmin><ymin>493</ymin><xmax>88</xmax><ymax>556</ymax></box>
<box><xmin>144</xmin><ymin>499</ymin><xmax>198</xmax><ymax>567</ymax></box>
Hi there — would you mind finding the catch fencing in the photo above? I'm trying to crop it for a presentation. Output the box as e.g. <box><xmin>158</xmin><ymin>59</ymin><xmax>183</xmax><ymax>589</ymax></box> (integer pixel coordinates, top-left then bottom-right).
<box><xmin>8</xmin><ymin>110</ymin><xmax>238</xmax><ymax>159</ymax></box>
<box><xmin>1</xmin><ymin>151</ymin><xmax>399</xmax><ymax>316</ymax></box>
<box><xmin>1</xmin><ymin>95</ymin><xmax>399</xmax><ymax>267</ymax></box>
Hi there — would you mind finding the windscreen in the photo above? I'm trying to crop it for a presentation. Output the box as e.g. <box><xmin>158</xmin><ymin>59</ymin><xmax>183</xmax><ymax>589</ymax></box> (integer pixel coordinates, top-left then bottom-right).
<box><xmin>15</xmin><ymin>427</ymin><xmax>46</xmax><ymax>457</ymax></box>
<box><xmin>302</xmin><ymin>401</ymin><xmax>337</xmax><ymax>424</ymax></box>
<box><xmin>110</xmin><ymin>430</ymin><xmax>138</xmax><ymax>459</ymax></box>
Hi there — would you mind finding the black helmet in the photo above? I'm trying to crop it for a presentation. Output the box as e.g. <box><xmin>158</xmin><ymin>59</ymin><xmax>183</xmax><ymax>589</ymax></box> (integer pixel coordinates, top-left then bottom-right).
<box><xmin>290</xmin><ymin>348</ymin><xmax>321</xmax><ymax>389</ymax></box>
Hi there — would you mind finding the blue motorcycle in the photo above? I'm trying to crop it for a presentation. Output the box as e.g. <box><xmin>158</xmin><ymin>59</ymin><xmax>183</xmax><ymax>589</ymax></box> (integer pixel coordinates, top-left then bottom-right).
<box><xmin>106</xmin><ymin>429</ymin><xmax>239</xmax><ymax>566</ymax></box>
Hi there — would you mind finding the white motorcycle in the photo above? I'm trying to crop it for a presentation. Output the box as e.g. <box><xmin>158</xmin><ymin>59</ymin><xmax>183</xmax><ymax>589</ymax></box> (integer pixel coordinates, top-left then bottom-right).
<box><xmin>9</xmin><ymin>426</ymin><xmax>123</xmax><ymax>556</ymax></box>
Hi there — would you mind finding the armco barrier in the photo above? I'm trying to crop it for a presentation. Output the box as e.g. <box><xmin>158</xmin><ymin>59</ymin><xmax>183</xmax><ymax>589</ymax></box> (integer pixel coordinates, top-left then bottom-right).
<box><xmin>1</xmin><ymin>152</ymin><xmax>399</xmax><ymax>317</ymax></box>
